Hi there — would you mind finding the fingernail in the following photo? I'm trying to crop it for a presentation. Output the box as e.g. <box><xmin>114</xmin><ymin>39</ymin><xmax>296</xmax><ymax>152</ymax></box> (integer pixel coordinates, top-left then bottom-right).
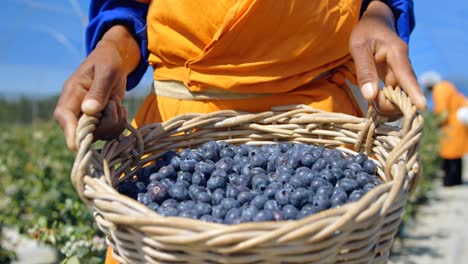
<box><xmin>82</xmin><ymin>99</ymin><xmax>100</xmax><ymax>113</ymax></box>
<box><xmin>362</xmin><ymin>83</ymin><xmax>376</xmax><ymax>99</ymax></box>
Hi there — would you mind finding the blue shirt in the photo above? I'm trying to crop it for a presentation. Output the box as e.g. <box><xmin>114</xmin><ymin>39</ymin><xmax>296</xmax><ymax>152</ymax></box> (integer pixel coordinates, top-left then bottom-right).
<box><xmin>86</xmin><ymin>0</ymin><xmax>415</xmax><ymax>90</ymax></box>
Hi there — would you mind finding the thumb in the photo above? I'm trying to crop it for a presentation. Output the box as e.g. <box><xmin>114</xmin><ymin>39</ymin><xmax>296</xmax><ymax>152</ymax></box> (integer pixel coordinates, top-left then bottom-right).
<box><xmin>350</xmin><ymin>41</ymin><xmax>379</xmax><ymax>101</ymax></box>
<box><xmin>81</xmin><ymin>70</ymin><xmax>115</xmax><ymax>115</ymax></box>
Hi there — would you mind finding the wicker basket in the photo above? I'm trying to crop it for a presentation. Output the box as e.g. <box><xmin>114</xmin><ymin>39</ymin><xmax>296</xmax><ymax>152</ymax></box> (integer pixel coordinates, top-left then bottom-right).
<box><xmin>71</xmin><ymin>86</ymin><xmax>423</xmax><ymax>264</ymax></box>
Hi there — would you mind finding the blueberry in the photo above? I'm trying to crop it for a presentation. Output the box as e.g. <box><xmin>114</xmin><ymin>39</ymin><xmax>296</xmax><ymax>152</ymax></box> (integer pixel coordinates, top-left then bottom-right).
<box><xmin>237</xmin><ymin>191</ymin><xmax>255</xmax><ymax>205</ymax></box>
<box><xmin>347</xmin><ymin>162</ymin><xmax>362</xmax><ymax>173</ymax></box>
<box><xmin>203</xmin><ymin>150</ymin><xmax>219</xmax><ymax>161</ymax></box>
<box><xmin>176</xmin><ymin>179</ymin><xmax>190</xmax><ymax>188</ymax></box>
<box><xmin>274</xmin><ymin>188</ymin><xmax>292</xmax><ymax>205</ymax></box>
<box><xmin>225</xmin><ymin>208</ymin><xmax>242</xmax><ymax>224</ymax></box>
<box><xmin>187</xmin><ymin>151</ymin><xmax>203</xmax><ymax>162</ymax></box>
<box><xmin>137</xmin><ymin>192</ymin><xmax>152</xmax><ymax>205</ymax></box>
<box><xmin>189</xmin><ymin>185</ymin><xmax>205</xmax><ymax>200</ymax></box>
<box><xmin>356</xmin><ymin>172</ymin><xmax>371</xmax><ymax>188</ymax></box>
<box><xmin>192</xmin><ymin>171</ymin><xmax>206</xmax><ymax>186</ymax></box>
<box><xmin>161</xmin><ymin>199</ymin><xmax>178</xmax><ymax>208</ymax></box>
<box><xmin>212</xmin><ymin>189</ymin><xmax>225</xmax><ymax>205</ymax></box>
<box><xmin>300</xmin><ymin>154</ymin><xmax>317</xmax><ymax>168</ymax></box>
<box><xmin>296</xmin><ymin>207</ymin><xmax>316</xmax><ymax>219</ymax></box>
<box><xmin>207</xmin><ymin>175</ymin><xmax>227</xmax><ymax>191</ymax></box>
<box><xmin>337</xmin><ymin>178</ymin><xmax>359</xmax><ymax>194</ymax></box>
<box><xmin>289</xmin><ymin>175</ymin><xmax>308</xmax><ymax>188</ymax></box>
<box><xmin>370</xmin><ymin>176</ymin><xmax>382</xmax><ymax>185</ymax></box>
<box><xmin>312</xmin><ymin>158</ymin><xmax>328</xmax><ymax>171</ymax></box>
<box><xmin>226</xmin><ymin>184</ymin><xmax>241</xmax><ymax>199</ymax></box>
<box><xmin>220</xmin><ymin>198</ymin><xmax>240</xmax><ymax>210</ymax></box>
<box><xmin>363</xmin><ymin>159</ymin><xmax>377</xmax><ymax>174</ymax></box>
<box><xmin>251</xmin><ymin>195</ymin><xmax>268</xmax><ymax>209</ymax></box>
<box><xmin>230</xmin><ymin>174</ymin><xmax>250</xmax><ymax>187</ymax></box>
<box><xmin>157</xmin><ymin>206</ymin><xmax>179</xmax><ymax>217</ymax></box>
<box><xmin>321</xmin><ymin>169</ymin><xmax>337</xmax><ymax>186</ymax></box>
<box><xmin>312</xmin><ymin>146</ymin><xmax>324</xmax><ymax>158</ymax></box>
<box><xmin>354</xmin><ymin>153</ymin><xmax>367</xmax><ymax>165</ymax></box>
<box><xmin>363</xmin><ymin>183</ymin><xmax>377</xmax><ymax>193</ymax></box>
<box><xmin>264</xmin><ymin>200</ymin><xmax>280</xmax><ymax>211</ymax></box>
<box><xmin>349</xmin><ymin>189</ymin><xmax>365</xmax><ymax>202</ymax></box>
<box><xmin>177</xmin><ymin>171</ymin><xmax>192</xmax><ymax>183</ymax></box>
<box><xmin>195</xmin><ymin>202</ymin><xmax>212</xmax><ymax>216</ymax></box>
<box><xmin>282</xmin><ymin>204</ymin><xmax>299</xmax><ymax>220</ymax></box>
<box><xmin>216</xmin><ymin>158</ymin><xmax>234</xmax><ymax>172</ymax></box>
<box><xmin>178</xmin><ymin>209</ymin><xmax>199</xmax><ymax>219</ymax></box>
<box><xmin>331</xmin><ymin>159</ymin><xmax>347</xmax><ymax>169</ymax></box>
<box><xmin>180</xmin><ymin>159</ymin><xmax>196</xmax><ymax>172</ymax></box>
<box><xmin>276</xmin><ymin>165</ymin><xmax>295</xmax><ymax>175</ymax></box>
<box><xmin>276</xmin><ymin>173</ymin><xmax>292</xmax><ymax>185</ymax></box>
<box><xmin>157</xmin><ymin>165</ymin><xmax>176</xmax><ymax>180</ymax></box>
<box><xmin>313</xmin><ymin>195</ymin><xmax>331</xmax><ymax>212</ymax></box>
<box><xmin>177</xmin><ymin>200</ymin><xmax>196</xmax><ymax>211</ymax></box>
<box><xmin>147</xmin><ymin>182</ymin><xmax>169</xmax><ymax>203</ymax></box>
<box><xmin>250</xmin><ymin>154</ymin><xmax>268</xmax><ymax>168</ymax></box>
<box><xmin>212</xmin><ymin>205</ymin><xmax>228</xmax><ymax>219</ymax></box>
<box><xmin>272</xmin><ymin>210</ymin><xmax>284</xmax><ymax>221</ymax></box>
<box><xmin>149</xmin><ymin>172</ymin><xmax>162</xmax><ymax>182</ymax></box>
<box><xmin>241</xmin><ymin>206</ymin><xmax>258</xmax><ymax>221</ymax></box>
<box><xmin>168</xmin><ymin>184</ymin><xmax>189</xmax><ymax>201</ymax></box>
<box><xmin>286</xmin><ymin>156</ymin><xmax>300</xmax><ymax>169</ymax></box>
<box><xmin>264</xmin><ymin>182</ymin><xmax>283</xmax><ymax>198</ymax></box>
<box><xmin>345</xmin><ymin>154</ymin><xmax>355</xmax><ymax>164</ymax></box>
<box><xmin>266</xmin><ymin>172</ymin><xmax>280</xmax><ymax>184</ymax></box>
<box><xmin>289</xmin><ymin>187</ymin><xmax>308</xmax><ymax>208</ymax></box>
<box><xmin>196</xmin><ymin>191</ymin><xmax>212</xmax><ymax>203</ymax></box>
<box><xmin>343</xmin><ymin>169</ymin><xmax>356</xmax><ymax>179</ymax></box>
<box><xmin>251</xmin><ymin>175</ymin><xmax>268</xmax><ymax>191</ymax></box>
<box><xmin>232</xmin><ymin>163</ymin><xmax>243</xmax><ymax>174</ymax></box>
<box><xmin>220</xmin><ymin>147</ymin><xmax>235</xmax><ymax>158</ymax></box>
<box><xmin>253</xmin><ymin>210</ymin><xmax>275</xmax><ymax>222</ymax></box>
<box><xmin>316</xmin><ymin>185</ymin><xmax>333</xmax><ymax>198</ymax></box>
<box><xmin>235</xmin><ymin>145</ymin><xmax>249</xmax><ymax>156</ymax></box>
<box><xmin>310</xmin><ymin>177</ymin><xmax>332</xmax><ymax>192</ymax></box>
<box><xmin>202</xmin><ymin>141</ymin><xmax>221</xmax><ymax>153</ymax></box>
<box><xmin>200</xmin><ymin>214</ymin><xmax>215</xmax><ymax>222</ymax></box>
<box><xmin>330</xmin><ymin>191</ymin><xmax>348</xmax><ymax>208</ymax></box>
<box><xmin>160</xmin><ymin>178</ymin><xmax>175</xmax><ymax>189</ymax></box>
<box><xmin>279</xmin><ymin>142</ymin><xmax>292</xmax><ymax>152</ymax></box>
<box><xmin>135</xmin><ymin>181</ymin><xmax>147</xmax><ymax>193</ymax></box>
<box><xmin>170</xmin><ymin>156</ymin><xmax>182</xmax><ymax>169</ymax></box>
<box><xmin>195</xmin><ymin>160</ymin><xmax>215</xmax><ymax>175</ymax></box>
<box><xmin>147</xmin><ymin>202</ymin><xmax>159</xmax><ymax>211</ymax></box>
<box><xmin>331</xmin><ymin>167</ymin><xmax>345</xmax><ymax>180</ymax></box>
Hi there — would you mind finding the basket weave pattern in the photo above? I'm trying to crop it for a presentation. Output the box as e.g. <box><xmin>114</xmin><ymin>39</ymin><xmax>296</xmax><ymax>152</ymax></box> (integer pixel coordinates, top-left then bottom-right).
<box><xmin>71</xmin><ymin>87</ymin><xmax>423</xmax><ymax>263</ymax></box>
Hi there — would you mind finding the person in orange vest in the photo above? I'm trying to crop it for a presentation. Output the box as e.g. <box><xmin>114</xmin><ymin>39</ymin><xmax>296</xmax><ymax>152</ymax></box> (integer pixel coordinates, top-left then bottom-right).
<box><xmin>53</xmin><ymin>1</ymin><xmax>427</xmax><ymax>263</ymax></box>
<box><xmin>420</xmin><ymin>72</ymin><xmax>468</xmax><ymax>187</ymax></box>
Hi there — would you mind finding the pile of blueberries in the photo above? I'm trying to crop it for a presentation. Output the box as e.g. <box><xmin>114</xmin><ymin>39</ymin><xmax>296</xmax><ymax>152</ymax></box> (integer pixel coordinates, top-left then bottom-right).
<box><xmin>117</xmin><ymin>141</ymin><xmax>381</xmax><ymax>224</ymax></box>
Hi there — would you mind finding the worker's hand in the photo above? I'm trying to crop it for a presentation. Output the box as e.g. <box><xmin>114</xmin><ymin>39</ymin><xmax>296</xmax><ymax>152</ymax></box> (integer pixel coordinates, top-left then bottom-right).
<box><xmin>349</xmin><ymin>1</ymin><xmax>426</xmax><ymax>115</ymax></box>
<box><xmin>54</xmin><ymin>25</ymin><xmax>141</xmax><ymax>151</ymax></box>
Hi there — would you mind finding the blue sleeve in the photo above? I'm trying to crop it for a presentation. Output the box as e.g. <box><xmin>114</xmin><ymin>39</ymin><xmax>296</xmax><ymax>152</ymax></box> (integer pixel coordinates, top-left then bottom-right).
<box><xmin>360</xmin><ymin>0</ymin><xmax>415</xmax><ymax>43</ymax></box>
<box><xmin>86</xmin><ymin>0</ymin><xmax>149</xmax><ymax>90</ymax></box>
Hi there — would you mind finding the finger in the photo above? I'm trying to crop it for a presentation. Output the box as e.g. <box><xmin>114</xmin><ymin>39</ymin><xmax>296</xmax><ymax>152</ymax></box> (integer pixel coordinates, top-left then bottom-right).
<box><xmin>388</xmin><ymin>45</ymin><xmax>427</xmax><ymax>110</ymax></box>
<box><xmin>82</xmin><ymin>66</ymin><xmax>118</xmax><ymax>115</ymax></box>
<box><xmin>94</xmin><ymin>100</ymin><xmax>118</xmax><ymax>141</ymax></box>
<box><xmin>376</xmin><ymin>62</ymin><xmax>397</xmax><ymax>87</ymax></box>
<box><xmin>349</xmin><ymin>39</ymin><xmax>379</xmax><ymax>101</ymax></box>
<box><xmin>54</xmin><ymin>80</ymin><xmax>88</xmax><ymax>151</ymax></box>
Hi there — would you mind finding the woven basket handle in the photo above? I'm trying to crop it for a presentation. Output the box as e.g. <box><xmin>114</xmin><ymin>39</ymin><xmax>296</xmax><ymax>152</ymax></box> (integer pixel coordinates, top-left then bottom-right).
<box><xmin>70</xmin><ymin>113</ymin><xmax>143</xmax><ymax>205</ymax></box>
<box><xmin>364</xmin><ymin>86</ymin><xmax>424</xmax><ymax>190</ymax></box>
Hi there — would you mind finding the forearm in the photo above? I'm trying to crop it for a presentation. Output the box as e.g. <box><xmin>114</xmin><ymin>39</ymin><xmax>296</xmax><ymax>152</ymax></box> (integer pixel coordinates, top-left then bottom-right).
<box><xmin>98</xmin><ymin>25</ymin><xmax>141</xmax><ymax>76</ymax></box>
<box><xmin>362</xmin><ymin>1</ymin><xmax>396</xmax><ymax>29</ymax></box>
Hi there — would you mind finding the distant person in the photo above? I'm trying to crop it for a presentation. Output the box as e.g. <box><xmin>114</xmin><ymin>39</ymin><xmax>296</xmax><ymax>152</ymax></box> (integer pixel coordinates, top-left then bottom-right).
<box><xmin>420</xmin><ymin>72</ymin><xmax>468</xmax><ymax>186</ymax></box>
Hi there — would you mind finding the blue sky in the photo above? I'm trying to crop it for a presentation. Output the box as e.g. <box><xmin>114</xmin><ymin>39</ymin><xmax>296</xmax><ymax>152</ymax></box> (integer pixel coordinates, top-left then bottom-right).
<box><xmin>0</xmin><ymin>0</ymin><xmax>467</xmax><ymax>101</ymax></box>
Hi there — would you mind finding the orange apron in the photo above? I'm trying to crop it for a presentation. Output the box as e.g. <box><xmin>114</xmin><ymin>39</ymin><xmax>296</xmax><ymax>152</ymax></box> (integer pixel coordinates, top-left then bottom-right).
<box><xmin>432</xmin><ymin>81</ymin><xmax>468</xmax><ymax>159</ymax></box>
<box><xmin>107</xmin><ymin>0</ymin><xmax>363</xmax><ymax>263</ymax></box>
